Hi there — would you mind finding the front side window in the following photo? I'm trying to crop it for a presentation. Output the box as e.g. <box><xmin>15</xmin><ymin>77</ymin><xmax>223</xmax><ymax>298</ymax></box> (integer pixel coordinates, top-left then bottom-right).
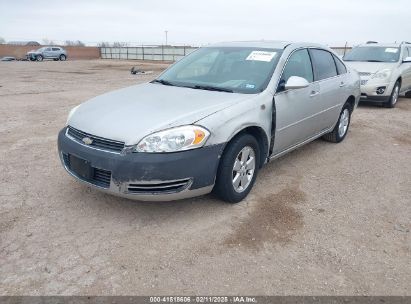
<box><xmin>155</xmin><ymin>47</ymin><xmax>283</xmax><ymax>94</ymax></box>
<box><xmin>344</xmin><ymin>46</ymin><xmax>401</xmax><ymax>63</ymax></box>
<box><xmin>52</xmin><ymin>47</ymin><xmax>60</xmax><ymax>51</ymax></box>
<box><xmin>310</xmin><ymin>49</ymin><xmax>338</xmax><ymax>81</ymax></box>
<box><xmin>278</xmin><ymin>48</ymin><xmax>313</xmax><ymax>92</ymax></box>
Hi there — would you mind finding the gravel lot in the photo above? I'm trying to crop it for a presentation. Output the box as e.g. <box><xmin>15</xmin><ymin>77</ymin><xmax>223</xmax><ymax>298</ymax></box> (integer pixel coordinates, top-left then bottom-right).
<box><xmin>0</xmin><ymin>59</ymin><xmax>410</xmax><ymax>295</ymax></box>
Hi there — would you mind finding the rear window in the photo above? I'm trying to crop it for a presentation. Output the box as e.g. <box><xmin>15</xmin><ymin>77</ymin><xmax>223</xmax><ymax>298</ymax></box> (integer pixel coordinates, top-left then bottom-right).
<box><xmin>309</xmin><ymin>49</ymin><xmax>338</xmax><ymax>81</ymax></box>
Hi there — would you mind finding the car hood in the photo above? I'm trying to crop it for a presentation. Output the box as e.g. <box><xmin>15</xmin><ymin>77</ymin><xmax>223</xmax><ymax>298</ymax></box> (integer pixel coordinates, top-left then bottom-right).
<box><xmin>68</xmin><ymin>83</ymin><xmax>250</xmax><ymax>145</ymax></box>
<box><xmin>344</xmin><ymin>61</ymin><xmax>398</xmax><ymax>74</ymax></box>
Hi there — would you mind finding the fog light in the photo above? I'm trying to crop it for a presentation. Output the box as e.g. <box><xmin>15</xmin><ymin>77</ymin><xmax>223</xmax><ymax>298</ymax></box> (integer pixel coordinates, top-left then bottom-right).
<box><xmin>376</xmin><ymin>87</ymin><xmax>386</xmax><ymax>94</ymax></box>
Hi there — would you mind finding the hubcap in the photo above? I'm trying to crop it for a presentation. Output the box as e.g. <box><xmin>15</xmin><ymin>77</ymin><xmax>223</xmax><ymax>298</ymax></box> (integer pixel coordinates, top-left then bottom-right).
<box><xmin>232</xmin><ymin>146</ymin><xmax>255</xmax><ymax>193</ymax></box>
<box><xmin>392</xmin><ymin>86</ymin><xmax>399</xmax><ymax>105</ymax></box>
<box><xmin>338</xmin><ymin>109</ymin><xmax>350</xmax><ymax>137</ymax></box>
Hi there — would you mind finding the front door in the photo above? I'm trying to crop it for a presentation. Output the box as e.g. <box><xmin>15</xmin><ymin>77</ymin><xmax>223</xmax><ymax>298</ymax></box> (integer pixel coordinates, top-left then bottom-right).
<box><xmin>273</xmin><ymin>48</ymin><xmax>321</xmax><ymax>154</ymax></box>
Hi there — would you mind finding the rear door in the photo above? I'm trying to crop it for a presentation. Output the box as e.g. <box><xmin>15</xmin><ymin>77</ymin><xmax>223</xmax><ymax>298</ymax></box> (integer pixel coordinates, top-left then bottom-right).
<box><xmin>309</xmin><ymin>48</ymin><xmax>343</xmax><ymax>131</ymax></box>
<box><xmin>273</xmin><ymin>48</ymin><xmax>321</xmax><ymax>154</ymax></box>
<box><xmin>402</xmin><ymin>47</ymin><xmax>411</xmax><ymax>91</ymax></box>
<box><xmin>52</xmin><ymin>47</ymin><xmax>61</xmax><ymax>58</ymax></box>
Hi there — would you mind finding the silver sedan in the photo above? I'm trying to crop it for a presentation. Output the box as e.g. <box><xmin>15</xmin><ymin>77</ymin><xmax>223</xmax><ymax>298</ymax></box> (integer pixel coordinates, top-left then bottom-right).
<box><xmin>58</xmin><ymin>41</ymin><xmax>360</xmax><ymax>203</ymax></box>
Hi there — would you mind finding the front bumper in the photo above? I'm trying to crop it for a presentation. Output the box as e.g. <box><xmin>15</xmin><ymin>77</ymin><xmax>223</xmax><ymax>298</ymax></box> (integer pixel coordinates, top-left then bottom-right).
<box><xmin>57</xmin><ymin>127</ymin><xmax>224</xmax><ymax>201</ymax></box>
<box><xmin>359</xmin><ymin>79</ymin><xmax>392</xmax><ymax>103</ymax></box>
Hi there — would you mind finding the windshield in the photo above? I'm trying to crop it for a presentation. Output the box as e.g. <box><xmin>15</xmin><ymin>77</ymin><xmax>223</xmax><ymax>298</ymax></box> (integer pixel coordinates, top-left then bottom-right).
<box><xmin>36</xmin><ymin>47</ymin><xmax>46</xmax><ymax>52</ymax></box>
<box><xmin>344</xmin><ymin>46</ymin><xmax>400</xmax><ymax>62</ymax></box>
<box><xmin>154</xmin><ymin>47</ymin><xmax>283</xmax><ymax>94</ymax></box>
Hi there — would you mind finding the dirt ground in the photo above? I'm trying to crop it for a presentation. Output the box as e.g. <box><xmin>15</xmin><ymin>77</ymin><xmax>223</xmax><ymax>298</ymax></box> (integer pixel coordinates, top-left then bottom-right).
<box><xmin>0</xmin><ymin>59</ymin><xmax>410</xmax><ymax>296</ymax></box>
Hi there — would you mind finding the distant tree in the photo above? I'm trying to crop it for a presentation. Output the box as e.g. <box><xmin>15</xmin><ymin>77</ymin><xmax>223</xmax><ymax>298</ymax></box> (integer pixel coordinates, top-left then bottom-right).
<box><xmin>42</xmin><ymin>38</ymin><xmax>55</xmax><ymax>45</ymax></box>
<box><xmin>75</xmin><ymin>40</ymin><xmax>85</xmax><ymax>47</ymax></box>
<box><xmin>97</xmin><ymin>41</ymin><xmax>111</xmax><ymax>47</ymax></box>
<box><xmin>112</xmin><ymin>41</ymin><xmax>128</xmax><ymax>47</ymax></box>
<box><xmin>64</xmin><ymin>40</ymin><xmax>85</xmax><ymax>47</ymax></box>
<box><xmin>0</xmin><ymin>37</ymin><xmax>5</xmax><ymax>44</ymax></box>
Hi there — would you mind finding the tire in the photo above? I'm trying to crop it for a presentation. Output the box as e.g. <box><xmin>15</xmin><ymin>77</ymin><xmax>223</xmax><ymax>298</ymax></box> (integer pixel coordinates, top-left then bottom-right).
<box><xmin>59</xmin><ymin>54</ymin><xmax>66</xmax><ymax>61</ymax></box>
<box><xmin>213</xmin><ymin>133</ymin><xmax>260</xmax><ymax>203</ymax></box>
<box><xmin>385</xmin><ymin>81</ymin><xmax>400</xmax><ymax>108</ymax></box>
<box><xmin>36</xmin><ymin>55</ymin><xmax>43</xmax><ymax>62</ymax></box>
<box><xmin>322</xmin><ymin>103</ymin><xmax>352</xmax><ymax>143</ymax></box>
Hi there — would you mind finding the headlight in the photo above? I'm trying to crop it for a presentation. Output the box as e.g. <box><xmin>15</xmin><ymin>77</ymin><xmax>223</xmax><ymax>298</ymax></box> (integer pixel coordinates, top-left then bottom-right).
<box><xmin>371</xmin><ymin>69</ymin><xmax>392</xmax><ymax>80</ymax></box>
<box><xmin>66</xmin><ymin>105</ymin><xmax>80</xmax><ymax>125</ymax></box>
<box><xmin>135</xmin><ymin>125</ymin><xmax>210</xmax><ymax>153</ymax></box>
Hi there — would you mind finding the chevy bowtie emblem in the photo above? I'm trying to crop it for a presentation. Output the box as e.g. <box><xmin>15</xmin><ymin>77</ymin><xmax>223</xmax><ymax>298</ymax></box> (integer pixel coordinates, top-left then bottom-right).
<box><xmin>82</xmin><ymin>137</ymin><xmax>93</xmax><ymax>145</ymax></box>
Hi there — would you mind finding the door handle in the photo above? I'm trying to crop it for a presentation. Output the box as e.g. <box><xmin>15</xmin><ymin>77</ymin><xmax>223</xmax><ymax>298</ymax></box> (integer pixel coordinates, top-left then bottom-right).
<box><xmin>310</xmin><ymin>90</ymin><xmax>319</xmax><ymax>97</ymax></box>
<box><xmin>339</xmin><ymin>82</ymin><xmax>345</xmax><ymax>87</ymax></box>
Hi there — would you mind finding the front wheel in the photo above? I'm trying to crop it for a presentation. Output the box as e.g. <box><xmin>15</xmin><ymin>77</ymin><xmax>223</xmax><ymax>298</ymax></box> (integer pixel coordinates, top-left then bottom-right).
<box><xmin>322</xmin><ymin>103</ymin><xmax>351</xmax><ymax>143</ymax></box>
<box><xmin>36</xmin><ymin>55</ymin><xmax>43</xmax><ymax>62</ymax></box>
<box><xmin>59</xmin><ymin>54</ymin><xmax>66</xmax><ymax>61</ymax></box>
<box><xmin>213</xmin><ymin>134</ymin><xmax>260</xmax><ymax>203</ymax></box>
<box><xmin>385</xmin><ymin>81</ymin><xmax>400</xmax><ymax>108</ymax></box>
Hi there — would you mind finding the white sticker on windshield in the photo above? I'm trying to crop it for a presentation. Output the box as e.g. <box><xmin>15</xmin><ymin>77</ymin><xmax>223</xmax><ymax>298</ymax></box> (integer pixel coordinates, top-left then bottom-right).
<box><xmin>246</xmin><ymin>51</ymin><xmax>277</xmax><ymax>62</ymax></box>
<box><xmin>385</xmin><ymin>48</ymin><xmax>398</xmax><ymax>53</ymax></box>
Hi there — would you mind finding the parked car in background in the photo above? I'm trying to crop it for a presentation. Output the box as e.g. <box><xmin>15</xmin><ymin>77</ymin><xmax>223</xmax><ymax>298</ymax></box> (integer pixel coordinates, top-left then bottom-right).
<box><xmin>26</xmin><ymin>46</ymin><xmax>67</xmax><ymax>61</ymax></box>
<box><xmin>58</xmin><ymin>41</ymin><xmax>360</xmax><ymax>203</ymax></box>
<box><xmin>343</xmin><ymin>42</ymin><xmax>411</xmax><ymax>107</ymax></box>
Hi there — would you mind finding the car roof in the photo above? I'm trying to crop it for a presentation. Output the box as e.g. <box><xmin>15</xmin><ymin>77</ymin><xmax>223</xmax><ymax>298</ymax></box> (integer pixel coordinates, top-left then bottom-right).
<box><xmin>207</xmin><ymin>40</ymin><xmax>325</xmax><ymax>50</ymax></box>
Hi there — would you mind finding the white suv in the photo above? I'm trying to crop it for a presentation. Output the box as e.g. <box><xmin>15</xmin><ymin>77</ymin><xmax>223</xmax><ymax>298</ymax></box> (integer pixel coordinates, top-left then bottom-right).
<box><xmin>343</xmin><ymin>42</ymin><xmax>411</xmax><ymax>107</ymax></box>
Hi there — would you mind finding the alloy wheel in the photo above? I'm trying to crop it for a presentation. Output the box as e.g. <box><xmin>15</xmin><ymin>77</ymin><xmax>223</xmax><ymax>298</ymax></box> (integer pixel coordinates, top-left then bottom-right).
<box><xmin>338</xmin><ymin>109</ymin><xmax>350</xmax><ymax>138</ymax></box>
<box><xmin>232</xmin><ymin>146</ymin><xmax>256</xmax><ymax>193</ymax></box>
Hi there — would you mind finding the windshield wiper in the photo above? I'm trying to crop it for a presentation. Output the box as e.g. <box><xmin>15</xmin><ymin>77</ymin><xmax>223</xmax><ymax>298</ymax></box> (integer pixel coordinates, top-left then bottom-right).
<box><xmin>192</xmin><ymin>85</ymin><xmax>233</xmax><ymax>93</ymax></box>
<box><xmin>151</xmin><ymin>79</ymin><xmax>176</xmax><ymax>86</ymax></box>
<box><xmin>365</xmin><ymin>60</ymin><xmax>384</xmax><ymax>62</ymax></box>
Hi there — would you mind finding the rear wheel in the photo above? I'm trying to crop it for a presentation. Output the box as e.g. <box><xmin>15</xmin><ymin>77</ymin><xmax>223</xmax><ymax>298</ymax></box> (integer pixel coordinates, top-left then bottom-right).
<box><xmin>322</xmin><ymin>103</ymin><xmax>351</xmax><ymax>143</ymax></box>
<box><xmin>36</xmin><ymin>55</ymin><xmax>43</xmax><ymax>62</ymax></box>
<box><xmin>213</xmin><ymin>134</ymin><xmax>260</xmax><ymax>203</ymax></box>
<box><xmin>385</xmin><ymin>81</ymin><xmax>400</xmax><ymax>108</ymax></box>
<box><xmin>59</xmin><ymin>54</ymin><xmax>66</xmax><ymax>61</ymax></box>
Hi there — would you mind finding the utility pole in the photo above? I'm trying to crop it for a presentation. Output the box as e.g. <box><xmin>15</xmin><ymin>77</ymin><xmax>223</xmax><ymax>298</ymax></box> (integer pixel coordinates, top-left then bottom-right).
<box><xmin>165</xmin><ymin>30</ymin><xmax>168</xmax><ymax>46</ymax></box>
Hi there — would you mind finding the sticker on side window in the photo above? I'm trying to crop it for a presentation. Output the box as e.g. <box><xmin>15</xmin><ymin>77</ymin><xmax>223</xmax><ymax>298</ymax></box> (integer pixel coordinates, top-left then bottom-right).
<box><xmin>385</xmin><ymin>48</ymin><xmax>398</xmax><ymax>53</ymax></box>
<box><xmin>246</xmin><ymin>51</ymin><xmax>277</xmax><ymax>62</ymax></box>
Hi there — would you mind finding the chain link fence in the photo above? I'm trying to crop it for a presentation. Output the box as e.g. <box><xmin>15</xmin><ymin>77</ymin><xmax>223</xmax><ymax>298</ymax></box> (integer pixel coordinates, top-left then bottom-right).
<box><xmin>100</xmin><ymin>45</ymin><xmax>351</xmax><ymax>61</ymax></box>
<box><xmin>100</xmin><ymin>45</ymin><xmax>198</xmax><ymax>61</ymax></box>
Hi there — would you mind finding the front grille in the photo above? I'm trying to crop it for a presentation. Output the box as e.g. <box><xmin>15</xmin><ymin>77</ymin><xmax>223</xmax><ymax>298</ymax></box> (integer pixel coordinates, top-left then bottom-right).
<box><xmin>360</xmin><ymin>80</ymin><xmax>368</xmax><ymax>85</ymax></box>
<box><xmin>67</xmin><ymin>126</ymin><xmax>125</xmax><ymax>153</ymax></box>
<box><xmin>127</xmin><ymin>179</ymin><xmax>191</xmax><ymax>194</ymax></box>
<box><xmin>62</xmin><ymin>153</ymin><xmax>111</xmax><ymax>188</ymax></box>
<box><xmin>358</xmin><ymin>72</ymin><xmax>371</xmax><ymax>76</ymax></box>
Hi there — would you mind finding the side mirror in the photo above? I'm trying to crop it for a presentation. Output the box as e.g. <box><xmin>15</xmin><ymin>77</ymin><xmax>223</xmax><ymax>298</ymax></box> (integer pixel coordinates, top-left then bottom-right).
<box><xmin>403</xmin><ymin>57</ymin><xmax>411</xmax><ymax>63</ymax></box>
<box><xmin>285</xmin><ymin>76</ymin><xmax>310</xmax><ymax>90</ymax></box>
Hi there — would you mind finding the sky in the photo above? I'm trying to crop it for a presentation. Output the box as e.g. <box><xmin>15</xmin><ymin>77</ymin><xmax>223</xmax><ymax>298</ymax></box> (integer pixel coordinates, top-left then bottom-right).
<box><xmin>0</xmin><ymin>0</ymin><xmax>410</xmax><ymax>46</ymax></box>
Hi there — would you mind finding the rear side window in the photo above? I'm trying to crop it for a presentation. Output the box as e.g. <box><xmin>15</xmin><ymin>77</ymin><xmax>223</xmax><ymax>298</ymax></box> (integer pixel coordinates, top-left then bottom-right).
<box><xmin>333</xmin><ymin>54</ymin><xmax>347</xmax><ymax>74</ymax></box>
<box><xmin>310</xmin><ymin>49</ymin><xmax>338</xmax><ymax>81</ymax></box>
<box><xmin>278</xmin><ymin>48</ymin><xmax>313</xmax><ymax>91</ymax></box>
